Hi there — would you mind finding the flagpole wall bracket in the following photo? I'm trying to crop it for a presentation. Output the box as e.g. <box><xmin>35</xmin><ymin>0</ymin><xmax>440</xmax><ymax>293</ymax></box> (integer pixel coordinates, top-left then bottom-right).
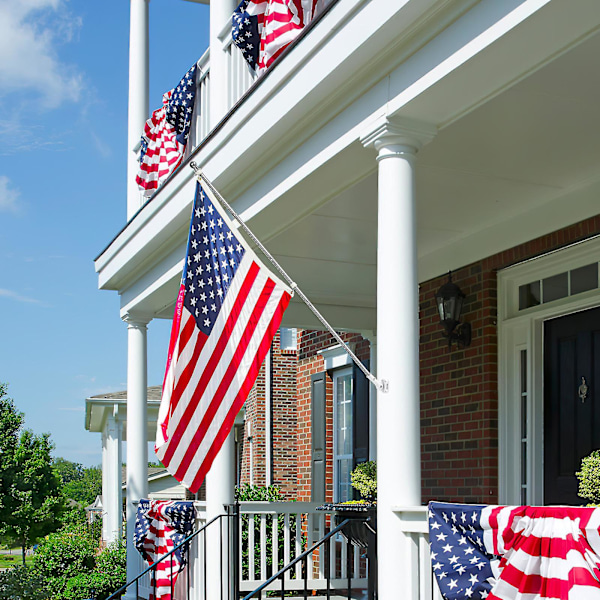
<box><xmin>379</xmin><ymin>379</ymin><xmax>389</xmax><ymax>393</ymax></box>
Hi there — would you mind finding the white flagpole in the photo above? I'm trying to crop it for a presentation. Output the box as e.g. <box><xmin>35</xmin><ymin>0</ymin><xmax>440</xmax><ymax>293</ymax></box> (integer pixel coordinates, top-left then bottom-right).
<box><xmin>189</xmin><ymin>162</ymin><xmax>387</xmax><ymax>392</ymax></box>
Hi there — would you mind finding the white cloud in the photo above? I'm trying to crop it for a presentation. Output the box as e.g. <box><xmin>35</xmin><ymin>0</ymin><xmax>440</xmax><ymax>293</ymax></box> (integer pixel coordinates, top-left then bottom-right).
<box><xmin>0</xmin><ymin>288</ymin><xmax>43</xmax><ymax>304</ymax></box>
<box><xmin>0</xmin><ymin>0</ymin><xmax>83</xmax><ymax>108</ymax></box>
<box><xmin>0</xmin><ymin>176</ymin><xmax>20</xmax><ymax>213</ymax></box>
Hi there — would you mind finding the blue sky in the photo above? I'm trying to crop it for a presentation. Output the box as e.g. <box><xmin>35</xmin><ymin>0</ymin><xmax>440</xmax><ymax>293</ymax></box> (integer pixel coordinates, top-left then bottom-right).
<box><xmin>0</xmin><ymin>0</ymin><xmax>209</xmax><ymax>466</ymax></box>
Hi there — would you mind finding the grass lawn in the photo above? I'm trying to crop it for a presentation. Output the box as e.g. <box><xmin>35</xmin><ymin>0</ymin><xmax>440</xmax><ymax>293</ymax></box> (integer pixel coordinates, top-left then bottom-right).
<box><xmin>0</xmin><ymin>551</ymin><xmax>34</xmax><ymax>568</ymax></box>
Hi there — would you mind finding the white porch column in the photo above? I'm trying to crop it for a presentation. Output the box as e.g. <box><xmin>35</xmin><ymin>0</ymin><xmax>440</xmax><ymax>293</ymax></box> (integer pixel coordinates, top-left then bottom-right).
<box><xmin>123</xmin><ymin>315</ymin><xmax>149</xmax><ymax>600</ymax></box>
<box><xmin>209</xmin><ymin>0</ymin><xmax>238</xmax><ymax>127</ymax></box>
<box><xmin>368</xmin><ymin>335</ymin><xmax>377</xmax><ymax>461</ymax></box>
<box><xmin>127</xmin><ymin>0</ymin><xmax>149</xmax><ymax>219</ymax></box>
<box><xmin>361</xmin><ymin>117</ymin><xmax>436</xmax><ymax>600</ymax></box>
<box><xmin>206</xmin><ymin>431</ymin><xmax>235</xmax><ymax>600</ymax></box>
<box><xmin>103</xmin><ymin>407</ymin><xmax>123</xmax><ymax>545</ymax></box>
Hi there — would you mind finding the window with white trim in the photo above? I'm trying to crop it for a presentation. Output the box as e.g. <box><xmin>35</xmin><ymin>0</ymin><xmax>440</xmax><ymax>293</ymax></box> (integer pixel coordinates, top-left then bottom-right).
<box><xmin>333</xmin><ymin>367</ymin><xmax>353</xmax><ymax>502</ymax></box>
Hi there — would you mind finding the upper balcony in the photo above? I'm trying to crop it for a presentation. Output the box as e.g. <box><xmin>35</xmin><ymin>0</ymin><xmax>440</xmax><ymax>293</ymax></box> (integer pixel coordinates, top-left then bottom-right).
<box><xmin>99</xmin><ymin>0</ymin><xmax>600</xmax><ymax>330</ymax></box>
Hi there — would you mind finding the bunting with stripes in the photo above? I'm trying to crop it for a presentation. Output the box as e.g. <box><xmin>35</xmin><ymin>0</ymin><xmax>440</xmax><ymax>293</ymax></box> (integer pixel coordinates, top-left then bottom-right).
<box><xmin>134</xmin><ymin>500</ymin><xmax>196</xmax><ymax>600</ymax></box>
<box><xmin>429</xmin><ymin>502</ymin><xmax>600</xmax><ymax>600</ymax></box>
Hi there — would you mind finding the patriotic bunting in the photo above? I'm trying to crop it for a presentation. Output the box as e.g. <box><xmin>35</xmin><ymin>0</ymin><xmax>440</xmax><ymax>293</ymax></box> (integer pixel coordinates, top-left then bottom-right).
<box><xmin>134</xmin><ymin>499</ymin><xmax>196</xmax><ymax>600</ymax></box>
<box><xmin>136</xmin><ymin>63</ymin><xmax>198</xmax><ymax>197</ymax></box>
<box><xmin>232</xmin><ymin>0</ymin><xmax>317</xmax><ymax>74</ymax></box>
<box><xmin>429</xmin><ymin>501</ymin><xmax>600</xmax><ymax>600</ymax></box>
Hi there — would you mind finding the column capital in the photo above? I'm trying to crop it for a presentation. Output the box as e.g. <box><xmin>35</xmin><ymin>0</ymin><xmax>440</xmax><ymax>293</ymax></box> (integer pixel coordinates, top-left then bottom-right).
<box><xmin>121</xmin><ymin>312</ymin><xmax>151</xmax><ymax>329</ymax></box>
<box><xmin>360</xmin><ymin>116</ymin><xmax>437</xmax><ymax>155</ymax></box>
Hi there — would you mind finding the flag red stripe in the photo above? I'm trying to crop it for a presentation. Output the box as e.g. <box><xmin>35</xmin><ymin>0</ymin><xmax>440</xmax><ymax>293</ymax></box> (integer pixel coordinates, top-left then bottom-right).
<box><xmin>174</xmin><ymin>276</ymin><xmax>277</xmax><ymax>482</ymax></box>
<box><xmin>189</xmin><ymin>289</ymin><xmax>291</xmax><ymax>492</ymax></box>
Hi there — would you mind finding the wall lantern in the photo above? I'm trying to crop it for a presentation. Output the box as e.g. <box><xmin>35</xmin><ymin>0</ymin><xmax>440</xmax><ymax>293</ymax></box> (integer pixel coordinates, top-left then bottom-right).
<box><xmin>434</xmin><ymin>272</ymin><xmax>471</xmax><ymax>350</ymax></box>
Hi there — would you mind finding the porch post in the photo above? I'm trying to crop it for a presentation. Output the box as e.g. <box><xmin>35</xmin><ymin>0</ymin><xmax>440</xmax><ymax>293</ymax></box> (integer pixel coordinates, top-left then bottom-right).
<box><xmin>123</xmin><ymin>315</ymin><xmax>149</xmax><ymax>600</ymax></box>
<box><xmin>206</xmin><ymin>431</ymin><xmax>236</xmax><ymax>600</ymax></box>
<box><xmin>209</xmin><ymin>0</ymin><xmax>238</xmax><ymax>127</ymax></box>
<box><xmin>127</xmin><ymin>0</ymin><xmax>149</xmax><ymax>219</ymax></box>
<box><xmin>361</xmin><ymin>117</ymin><xmax>436</xmax><ymax>600</ymax></box>
<box><xmin>368</xmin><ymin>335</ymin><xmax>377</xmax><ymax>461</ymax></box>
<box><xmin>103</xmin><ymin>407</ymin><xmax>123</xmax><ymax>544</ymax></box>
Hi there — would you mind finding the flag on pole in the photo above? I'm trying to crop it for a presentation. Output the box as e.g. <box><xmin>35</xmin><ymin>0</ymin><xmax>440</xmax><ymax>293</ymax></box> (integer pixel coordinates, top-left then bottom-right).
<box><xmin>156</xmin><ymin>181</ymin><xmax>292</xmax><ymax>492</ymax></box>
<box><xmin>428</xmin><ymin>501</ymin><xmax>600</xmax><ymax>600</ymax></box>
<box><xmin>232</xmin><ymin>0</ymin><xmax>317</xmax><ymax>73</ymax></box>
<box><xmin>134</xmin><ymin>499</ymin><xmax>196</xmax><ymax>600</ymax></box>
<box><xmin>137</xmin><ymin>63</ymin><xmax>198</xmax><ymax>197</ymax></box>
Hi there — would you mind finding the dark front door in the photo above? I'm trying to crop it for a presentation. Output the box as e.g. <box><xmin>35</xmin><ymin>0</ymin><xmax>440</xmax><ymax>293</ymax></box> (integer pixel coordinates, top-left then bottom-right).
<box><xmin>544</xmin><ymin>306</ymin><xmax>600</xmax><ymax>505</ymax></box>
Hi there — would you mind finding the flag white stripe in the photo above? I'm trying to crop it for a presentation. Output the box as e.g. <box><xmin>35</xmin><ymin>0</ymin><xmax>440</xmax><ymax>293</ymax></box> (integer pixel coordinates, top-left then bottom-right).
<box><xmin>166</xmin><ymin>261</ymin><xmax>270</xmax><ymax>470</ymax></box>
<box><xmin>180</xmin><ymin>284</ymin><xmax>287</xmax><ymax>488</ymax></box>
<box><xmin>505</xmin><ymin>547</ymin><xmax>599</xmax><ymax>580</ymax></box>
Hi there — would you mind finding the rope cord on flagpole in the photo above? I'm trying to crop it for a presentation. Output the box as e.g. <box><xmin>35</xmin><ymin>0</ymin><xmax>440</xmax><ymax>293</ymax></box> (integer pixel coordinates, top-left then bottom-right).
<box><xmin>189</xmin><ymin>162</ymin><xmax>387</xmax><ymax>393</ymax></box>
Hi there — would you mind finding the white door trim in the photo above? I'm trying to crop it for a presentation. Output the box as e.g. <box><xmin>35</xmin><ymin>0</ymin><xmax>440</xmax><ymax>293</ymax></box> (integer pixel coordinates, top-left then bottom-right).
<box><xmin>498</xmin><ymin>235</ymin><xmax>600</xmax><ymax>505</ymax></box>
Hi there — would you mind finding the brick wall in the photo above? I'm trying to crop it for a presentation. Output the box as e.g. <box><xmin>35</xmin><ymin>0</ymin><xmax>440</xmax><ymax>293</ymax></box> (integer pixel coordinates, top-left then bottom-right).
<box><xmin>420</xmin><ymin>215</ymin><xmax>600</xmax><ymax>504</ymax></box>
<box><xmin>239</xmin><ymin>330</ymin><xmax>299</xmax><ymax>499</ymax></box>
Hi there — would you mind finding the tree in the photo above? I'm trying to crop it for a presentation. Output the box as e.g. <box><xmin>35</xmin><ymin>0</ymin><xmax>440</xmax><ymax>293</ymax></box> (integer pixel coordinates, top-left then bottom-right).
<box><xmin>53</xmin><ymin>457</ymin><xmax>84</xmax><ymax>485</ymax></box>
<box><xmin>62</xmin><ymin>465</ymin><xmax>102</xmax><ymax>506</ymax></box>
<box><xmin>0</xmin><ymin>384</ymin><xmax>65</xmax><ymax>563</ymax></box>
<box><xmin>0</xmin><ymin>383</ymin><xmax>23</xmax><ymax>528</ymax></box>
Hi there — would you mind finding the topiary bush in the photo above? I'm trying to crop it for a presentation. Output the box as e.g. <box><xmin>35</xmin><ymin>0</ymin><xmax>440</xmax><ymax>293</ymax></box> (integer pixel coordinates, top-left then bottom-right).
<box><xmin>576</xmin><ymin>449</ymin><xmax>600</xmax><ymax>504</ymax></box>
<box><xmin>351</xmin><ymin>461</ymin><xmax>377</xmax><ymax>501</ymax></box>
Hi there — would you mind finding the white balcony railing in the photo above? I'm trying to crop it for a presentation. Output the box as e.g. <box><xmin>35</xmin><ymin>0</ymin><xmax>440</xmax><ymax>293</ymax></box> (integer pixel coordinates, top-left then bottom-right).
<box><xmin>238</xmin><ymin>501</ymin><xmax>368</xmax><ymax>595</ymax></box>
<box><xmin>223</xmin><ymin>31</ymin><xmax>256</xmax><ymax>111</ymax></box>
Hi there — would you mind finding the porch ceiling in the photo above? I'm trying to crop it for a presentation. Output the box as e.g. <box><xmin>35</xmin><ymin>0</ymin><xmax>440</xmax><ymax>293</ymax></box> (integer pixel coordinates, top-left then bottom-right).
<box><xmin>266</xmin><ymin>28</ymin><xmax>600</xmax><ymax>329</ymax></box>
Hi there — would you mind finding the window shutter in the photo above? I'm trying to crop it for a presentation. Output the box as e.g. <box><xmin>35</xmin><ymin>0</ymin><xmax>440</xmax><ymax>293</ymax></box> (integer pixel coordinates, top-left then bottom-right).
<box><xmin>352</xmin><ymin>360</ymin><xmax>370</xmax><ymax>472</ymax></box>
<box><xmin>311</xmin><ymin>372</ymin><xmax>327</xmax><ymax>503</ymax></box>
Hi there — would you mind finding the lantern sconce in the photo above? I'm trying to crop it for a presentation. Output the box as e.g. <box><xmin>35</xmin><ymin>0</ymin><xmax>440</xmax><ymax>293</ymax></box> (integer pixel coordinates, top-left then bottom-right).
<box><xmin>434</xmin><ymin>271</ymin><xmax>472</xmax><ymax>350</ymax></box>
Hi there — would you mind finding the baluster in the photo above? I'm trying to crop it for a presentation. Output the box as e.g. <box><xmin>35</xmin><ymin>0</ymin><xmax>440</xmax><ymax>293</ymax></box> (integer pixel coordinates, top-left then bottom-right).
<box><xmin>260</xmin><ymin>514</ymin><xmax>267</xmax><ymax>581</ymax></box>
<box><xmin>307</xmin><ymin>513</ymin><xmax>314</xmax><ymax>581</ymax></box>
<box><xmin>283</xmin><ymin>513</ymin><xmax>291</xmax><ymax>580</ymax></box>
<box><xmin>295</xmin><ymin>513</ymin><xmax>302</xmax><ymax>579</ymax></box>
<box><xmin>272</xmin><ymin>514</ymin><xmax>279</xmax><ymax>575</ymax></box>
<box><xmin>249</xmin><ymin>514</ymin><xmax>256</xmax><ymax>581</ymax></box>
<box><xmin>341</xmin><ymin>529</ymin><xmax>347</xmax><ymax>580</ymax></box>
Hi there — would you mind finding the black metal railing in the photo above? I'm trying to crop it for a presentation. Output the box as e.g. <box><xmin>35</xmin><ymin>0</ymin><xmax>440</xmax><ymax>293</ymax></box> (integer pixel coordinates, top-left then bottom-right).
<box><xmin>106</xmin><ymin>503</ymin><xmax>240</xmax><ymax>600</ymax></box>
<box><xmin>241</xmin><ymin>516</ymin><xmax>371</xmax><ymax>600</ymax></box>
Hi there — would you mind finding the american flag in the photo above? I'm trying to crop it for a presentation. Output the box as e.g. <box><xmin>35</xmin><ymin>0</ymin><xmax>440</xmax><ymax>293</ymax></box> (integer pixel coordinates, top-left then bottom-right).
<box><xmin>429</xmin><ymin>502</ymin><xmax>600</xmax><ymax>600</ymax></box>
<box><xmin>137</xmin><ymin>64</ymin><xmax>198</xmax><ymax>197</ymax></box>
<box><xmin>134</xmin><ymin>499</ymin><xmax>196</xmax><ymax>600</ymax></box>
<box><xmin>232</xmin><ymin>0</ymin><xmax>317</xmax><ymax>73</ymax></box>
<box><xmin>155</xmin><ymin>181</ymin><xmax>292</xmax><ymax>493</ymax></box>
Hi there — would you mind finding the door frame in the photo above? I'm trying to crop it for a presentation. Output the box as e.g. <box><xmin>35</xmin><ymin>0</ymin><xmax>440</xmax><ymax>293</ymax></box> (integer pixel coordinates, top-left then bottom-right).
<box><xmin>498</xmin><ymin>235</ymin><xmax>600</xmax><ymax>505</ymax></box>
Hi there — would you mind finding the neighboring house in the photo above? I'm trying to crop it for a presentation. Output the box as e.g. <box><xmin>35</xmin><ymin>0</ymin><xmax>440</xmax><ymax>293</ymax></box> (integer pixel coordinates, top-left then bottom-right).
<box><xmin>93</xmin><ymin>0</ymin><xmax>600</xmax><ymax>598</ymax></box>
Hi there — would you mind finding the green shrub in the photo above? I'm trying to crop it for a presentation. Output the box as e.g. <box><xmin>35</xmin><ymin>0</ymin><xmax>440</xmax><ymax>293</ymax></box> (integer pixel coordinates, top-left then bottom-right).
<box><xmin>0</xmin><ymin>565</ymin><xmax>49</xmax><ymax>600</ymax></box>
<box><xmin>32</xmin><ymin>523</ymin><xmax>97</xmax><ymax>597</ymax></box>
<box><xmin>351</xmin><ymin>461</ymin><xmax>377</xmax><ymax>501</ymax></box>
<box><xmin>577</xmin><ymin>450</ymin><xmax>600</xmax><ymax>504</ymax></box>
<box><xmin>93</xmin><ymin>542</ymin><xmax>127</xmax><ymax>599</ymax></box>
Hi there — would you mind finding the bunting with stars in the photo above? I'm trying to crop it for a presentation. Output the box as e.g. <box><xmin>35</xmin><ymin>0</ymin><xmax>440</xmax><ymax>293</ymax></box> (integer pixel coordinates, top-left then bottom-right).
<box><xmin>155</xmin><ymin>181</ymin><xmax>292</xmax><ymax>493</ymax></box>
<box><xmin>134</xmin><ymin>499</ymin><xmax>196</xmax><ymax>600</ymax></box>
<box><xmin>137</xmin><ymin>63</ymin><xmax>198</xmax><ymax>196</ymax></box>
<box><xmin>429</xmin><ymin>501</ymin><xmax>600</xmax><ymax>600</ymax></box>
<box><xmin>232</xmin><ymin>0</ymin><xmax>317</xmax><ymax>74</ymax></box>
